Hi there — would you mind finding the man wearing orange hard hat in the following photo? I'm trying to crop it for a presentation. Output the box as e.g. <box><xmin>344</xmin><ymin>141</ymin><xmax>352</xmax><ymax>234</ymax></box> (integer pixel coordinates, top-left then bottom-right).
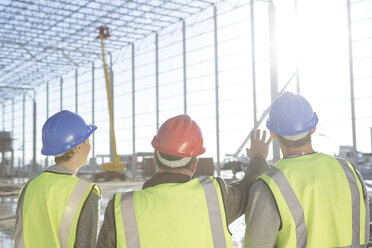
<box><xmin>98</xmin><ymin>114</ymin><xmax>271</xmax><ymax>248</ymax></box>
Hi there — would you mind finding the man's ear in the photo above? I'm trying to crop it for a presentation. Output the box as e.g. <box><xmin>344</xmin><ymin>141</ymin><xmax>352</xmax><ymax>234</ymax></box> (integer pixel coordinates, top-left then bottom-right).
<box><xmin>310</xmin><ymin>127</ymin><xmax>316</xmax><ymax>134</ymax></box>
<box><xmin>270</xmin><ymin>131</ymin><xmax>277</xmax><ymax>139</ymax></box>
<box><xmin>75</xmin><ymin>144</ymin><xmax>82</xmax><ymax>154</ymax></box>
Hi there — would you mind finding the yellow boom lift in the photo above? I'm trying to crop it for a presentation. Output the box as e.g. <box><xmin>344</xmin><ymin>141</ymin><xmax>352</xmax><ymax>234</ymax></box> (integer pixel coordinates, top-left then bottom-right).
<box><xmin>96</xmin><ymin>26</ymin><xmax>126</xmax><ymax>180</ymax></box>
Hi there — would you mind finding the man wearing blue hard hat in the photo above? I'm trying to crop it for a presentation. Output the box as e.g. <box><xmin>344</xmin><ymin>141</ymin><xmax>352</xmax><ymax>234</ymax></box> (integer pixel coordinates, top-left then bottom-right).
<box><xmin>244</xmin><ymin>92</ymin><xmax>369</xmax><ymax>247</ymax></box>
<box><xmin>14</xmin><ymin>110</ymin><xmax>100</xmax><ymax>248</ymax></box>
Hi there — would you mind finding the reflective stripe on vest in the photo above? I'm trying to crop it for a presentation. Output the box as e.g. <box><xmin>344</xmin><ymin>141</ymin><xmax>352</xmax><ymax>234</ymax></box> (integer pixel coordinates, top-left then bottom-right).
<box><xmin>266</xmin><ymin>159</ymin><xmax>362</xmax><ymax>247</ymax></box>
<box><xmin>58</xmin><ymin>179</ymin><xmax>91</xmax><ymax>248</ymax></box>
<box><xmin>14</xmin><ymin>178</ymin><xmax>91</xmax><ymax>248</ymax></box>
<box><xmin>198</xmin><ymin>176</ymin><xmax>227</xmax><ymax>248</ymax></box>
<box><xmin>266</xmin><ymin>167</ymin><xmax>307</xmax><ymax>247</ymax></box>
<box><xmin>121</xmin><ymin>176</ymin><xmax>227</xmax><ymax>248</ymax></box>
<box><xmin>121</xmin><ymin>191</ymin><xmax>140</xmax><ymax>248</ymax></box>
<box><xmin>14</xmin><ymin>180</ymin><xmax>33</xmax><ymax>248</ymax></box>
<box><xmin>336</xmin><ymin>158</ymin><xmax>361</xmax><ymax>247</ymax></box>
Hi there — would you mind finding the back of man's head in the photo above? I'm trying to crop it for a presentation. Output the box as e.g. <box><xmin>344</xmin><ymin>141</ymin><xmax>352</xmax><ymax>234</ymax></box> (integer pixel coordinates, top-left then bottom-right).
<box><xmin>41</xmin><ymin>110</ymin><xmax>96</xmax><ymax>162</ymax></box>
<box><xmin>266</xmin><ymin>92</ymin><xmax>318</xmax><ymax>148</ymax></box>
<box><xmin>151</xmin><ymin>115</ymin><xmax>205</xmax><ymax>172</ymax></box>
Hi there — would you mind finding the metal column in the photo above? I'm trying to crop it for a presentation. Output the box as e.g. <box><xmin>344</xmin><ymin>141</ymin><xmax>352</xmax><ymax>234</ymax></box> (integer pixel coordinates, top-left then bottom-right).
<box><xmin>295</xmin><ymin>0</ymin><xmax>300</xmax><ymax>94</ymax></box>
<box><xmin>183</xmin><ymin>20</ymin><xmax>187</xmax><ymax>114</ymax></box>
<box><xmin>11</xmin><ymin>98</ymin><xmax>14</xmax><ymax>177</ymax></box>
<box><xmin>346</xmin><ymin>0</ymin><xmax>357</xmax><ymax>165</ymax></box>
<box><xmin>75</xmin><ymin>68</ymin><xmax>78</xmax><ymax>113</ymax></box>
<box><xmin>60</xmin><ymin>76</ymin><xmax>63</xmax><ymax>110</ymax></box>
<box><xmin>250</xmin><ymin>0</ymin><xmax>258</xmax><ymax>126</ymax></box>
<box><xmin>132</xmin><ymin>43</ymin><xmax>136</xmax><ymax>178</ymax></box>
<box><xmin>213</xmin><ymin>5</ymin><xmax>221</xmax><ymax>176</ymax></box>
<box><xmin>22</xmin><ymin>94</ymin><xmax>25</xmax><ymax>177</ymax></box>
<box><xmin>46</xmin><ymin>82</ymin><xmax>49</xmax><ymax>169</ymax></box>
<box><xmin>46</xmin><ymin>82</ymin><xmax>49</xmax><ymax>118</ymax></box>
<box><xmin>109</xmin><ymin>53</ymin><xmax>114</xmax><ymax>162</ymax></box>
<box><xmin>92</xmin><ymin>61</ymin><xmax>96</xmax><ymax>172</ymax></box>
<box><xmin>2</xmin><ymin>103</ymin><xmax>4</xmax><ymax>130</ymax></box>
<box><xmin>155</xmin><ymin>32</ymin><xmax>160</xmax><ymax>130</ymax></box>
<box><xmin>32</xmin><ymin>99</ymin><xmax>37</xmax><ymax>176</ymax></box>
<box><xmin>269</xmin><ymin>2</ymin><xmax>281</xmax><ymax>163</ymax></box>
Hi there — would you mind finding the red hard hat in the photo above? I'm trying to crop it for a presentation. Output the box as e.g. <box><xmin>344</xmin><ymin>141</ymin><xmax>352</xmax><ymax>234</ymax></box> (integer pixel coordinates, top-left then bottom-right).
<box><xmin>151</xmin><ymin>115</ymin><xmax>205</xmax><ymax>157</ymax></box>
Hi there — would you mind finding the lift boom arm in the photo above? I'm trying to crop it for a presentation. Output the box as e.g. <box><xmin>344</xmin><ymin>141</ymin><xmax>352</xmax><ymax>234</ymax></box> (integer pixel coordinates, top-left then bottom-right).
<box><xmin>97</xmin><ymin>26</ymin><xmax>125</xmax><ymax>171</ymax></box>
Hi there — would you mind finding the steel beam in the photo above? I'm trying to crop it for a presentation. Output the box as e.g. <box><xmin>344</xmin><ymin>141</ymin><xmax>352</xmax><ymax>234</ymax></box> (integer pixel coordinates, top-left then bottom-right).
<box><xmin>347</xmin><ymin>0</ymin><xmax>357</xmax><ymax>165</ymax></box>
<box><xmin>11</xmin><ymin>98</ymin><xmax>14</xmax><ymax>177</ymax></box>
<box><xmin>60</xmin><ymin>76</ymin><xmax>63</xmax><ymax>111</ymax></box>
<box><xmin>22</xmin><ymin>94</ymin><xmax>25</xmax><ymax>177</ymax></box>
<box><xmin>183</xmin><ymin>19</ymin><xmax>187</xmax><ymax>114</ymax></box>
<box><xmin>75</xmin><ymin>68</ymin><xmax>78</xmax><ymax>113</ymax></box>
<box><xmin>132</xmin><ymin>43</ymin><xmax>136</xmax><ymax>178</ymax></box>
<box><xmin>92</xmin><ymin>61</ymin><xmax>95</xmax><ymax>173</ymax></box>
<box><xmin>155</xmin><ymin>32</ymin><xmax>159</xmax><ymax>130</ymax></box>
<box><xmin>32</xmin><ymin>99</ymin><xmax>36</xmax><ymax>176</ymax></box>
<box><xmin>269</xmin><ymin>2</ymin><xmax>280</xmax><ymax>163</ymax></box>
<box><xmin>250</xmin><ymin>0</ymin><xmax>257</xmax><ymax>126</ymax></box>
<box><xmin>213</xmin><ymin>5</ymin><xmax>221</xmax><ymax>176</ymax></box>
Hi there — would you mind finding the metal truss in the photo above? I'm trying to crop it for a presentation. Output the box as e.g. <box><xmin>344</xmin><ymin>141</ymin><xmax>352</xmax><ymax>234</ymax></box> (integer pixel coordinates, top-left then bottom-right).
<box><xmin>0</xmin><ymin>0</ymin><xmax>222</xmax><ymax>99</ymax></box>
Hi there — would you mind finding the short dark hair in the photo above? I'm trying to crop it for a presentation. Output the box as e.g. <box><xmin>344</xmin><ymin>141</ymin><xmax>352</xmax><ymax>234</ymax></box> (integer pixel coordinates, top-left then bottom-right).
<box><xmin>277</xmin><ymin>132</ymin><xmax>312</xmax><ymax>148</ymax></box>
<box><xmin>54</xmin><ymin>148</ymin><xmax>76</xmax><ymax>164</ymax></box>
<box><xmin>154</xmin><ymin>151</ymin><xmax>195</xmax><ymax>171</ymax></box>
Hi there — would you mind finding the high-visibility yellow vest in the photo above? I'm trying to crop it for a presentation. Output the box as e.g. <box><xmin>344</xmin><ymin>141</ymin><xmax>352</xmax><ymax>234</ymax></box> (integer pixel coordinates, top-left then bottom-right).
<box><xmin>14</xmin><ymin>172</ymin><xmax>100</xmax><ymax>248</ymax></box>
<box><xmin>114</xmin><ymin>176</ymin><xmax>233</xmax><ymax>248</ymax></box>
<box><xmin>260</xmin><ymin>153</ymin><xmax>367</xmax><ymax>248</ymax></box>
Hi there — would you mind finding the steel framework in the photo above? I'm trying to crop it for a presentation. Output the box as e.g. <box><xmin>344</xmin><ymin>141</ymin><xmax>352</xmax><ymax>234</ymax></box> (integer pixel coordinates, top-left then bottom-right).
<box><xmin>0</xmin><ymin>0</ymin><xmax>223</xmax><ymax>99</ymax></box>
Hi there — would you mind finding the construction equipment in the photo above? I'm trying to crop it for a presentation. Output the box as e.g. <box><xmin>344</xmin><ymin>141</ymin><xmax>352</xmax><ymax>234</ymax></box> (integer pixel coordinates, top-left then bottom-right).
<box><xmin>96</xmin><ymin>26</ymin><xmax>126</xmax><ymax>179</ymax></box>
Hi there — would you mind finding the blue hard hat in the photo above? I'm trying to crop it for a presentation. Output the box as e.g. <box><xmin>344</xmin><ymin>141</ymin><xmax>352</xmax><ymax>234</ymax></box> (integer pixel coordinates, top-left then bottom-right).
<box><xmin>266</xmin><ymin>92</ymin><xmax>318</xmax><ymax>136</ymax></box>
<box><xmin>41</xmin><ymin>110</ymin><xmax>97</xmax><ymax>156</ymax></box>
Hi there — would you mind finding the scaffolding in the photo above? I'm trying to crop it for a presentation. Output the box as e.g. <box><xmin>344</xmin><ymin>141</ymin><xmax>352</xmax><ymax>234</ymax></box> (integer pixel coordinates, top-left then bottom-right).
<box><xmin>0</xmin><ymin>0</ymin><xmax>223</xmax><ymax>99</ymax></box>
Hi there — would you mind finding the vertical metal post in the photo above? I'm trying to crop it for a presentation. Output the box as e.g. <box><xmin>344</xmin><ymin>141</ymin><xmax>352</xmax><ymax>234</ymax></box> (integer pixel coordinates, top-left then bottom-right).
<box><xmin>295</xmin><ymin>0</ymin><xmax>300</xmax><ymax>94</ymax></box>
<box><xmin>347</xmin><ymin>0</ymin><xmax>357</xmax><ymax>166</ymax></box>
<box><xmin>182</xmin><ymin>20</ymin><xmax>187</xmax><ymax>114</ymax></box>
<box><xmin>109</xmin><ymin>53</ymin><xmax>114</xmax><ymax>162</ymax></box>
<box><xmin>155</xmin><ymin>32</ymin><xmax>160</xmax><ymax>130</ymax></box>
<box><xmin>46</xmin><ymin>82</ymin><xmax>49</xmax><ymax>169</ymax></box>
<box><xmin>60</xmin><ymin>76</ymin><xmax>63</xmax><ymax>110</ymax></box>
<box><xmin>11</xmin><ymin>98</ymin><xmax>14</xmax><ymax>177</ymax></box>
<box><xmin>32</xmin><ymin>99</ymin><xmax>37</xmax><ymax>176</ymax></box>
<box><xmin>75</xmin><ymin>68</ymin><xmax>78</xmax><ymax>113</ymax></box>
<box><xmin>346</xmin><ymin>0</ymin><xmax>357</xmax><ymax>165</ymax></box>
<box><xmin>250</xmin><ymin>0</ymin><xmax>257</xmax><ymax>127</ymax></box>
<box><xmin>2</xmin><ymin>103</ymin><xmax>4</xmax><ymax>131</ymax></box>
<box><xmin>46</xmin><ymin>82</ymin><xmax>49</xmax><ymax>118</ymax></box>
<box><xmin>92</xmin><ymin>61</ymin><xmax>96</xmax><ymax>173</ymax></box>
<box><xmin>269</xmin><ymin>2</ymin><xmax>281</xmax><ymax>163</ymax></box>
<box><xmin>22</xmin><ymin>94</ymin><xmax>25</xmax><ymax>178</ymax></box>
<box><xmin>213</xmin><ymin>5</ymin><xmax>221</xmax><ymax>176</ymax></box>
<box><xmin>132</xmin><ymin>43</ymin><xmax>136</xmax><ymax>178</ymax></box>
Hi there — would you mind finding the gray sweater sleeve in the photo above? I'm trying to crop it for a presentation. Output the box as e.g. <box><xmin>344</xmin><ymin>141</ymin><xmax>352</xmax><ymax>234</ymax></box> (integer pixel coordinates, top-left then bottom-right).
<box><xmin>75</xmin><ymin>189</ymin><xmax>100</xmax><ymax>248</ymax></box>
<box><xmin>218</xmin><ymin>157</ymin><xmax>270</xmax><ymax>225</ymax></box>
<box><xmin>244</xmin><ymin>180</ymin><xmax>280</xmax><ymax>248</ymax></box>
<box><xmin>97</xmin><ymin>198</ymin><xmax>116</xmax><ymax>248</ymax></box>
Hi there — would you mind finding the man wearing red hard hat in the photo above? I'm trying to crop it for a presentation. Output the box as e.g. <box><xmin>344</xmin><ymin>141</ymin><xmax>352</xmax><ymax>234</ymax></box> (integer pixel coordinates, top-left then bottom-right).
<box><xmin>98</xmin><ymin>114</ymin><xmax>271</xmax><ymax>247</ymax></box>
